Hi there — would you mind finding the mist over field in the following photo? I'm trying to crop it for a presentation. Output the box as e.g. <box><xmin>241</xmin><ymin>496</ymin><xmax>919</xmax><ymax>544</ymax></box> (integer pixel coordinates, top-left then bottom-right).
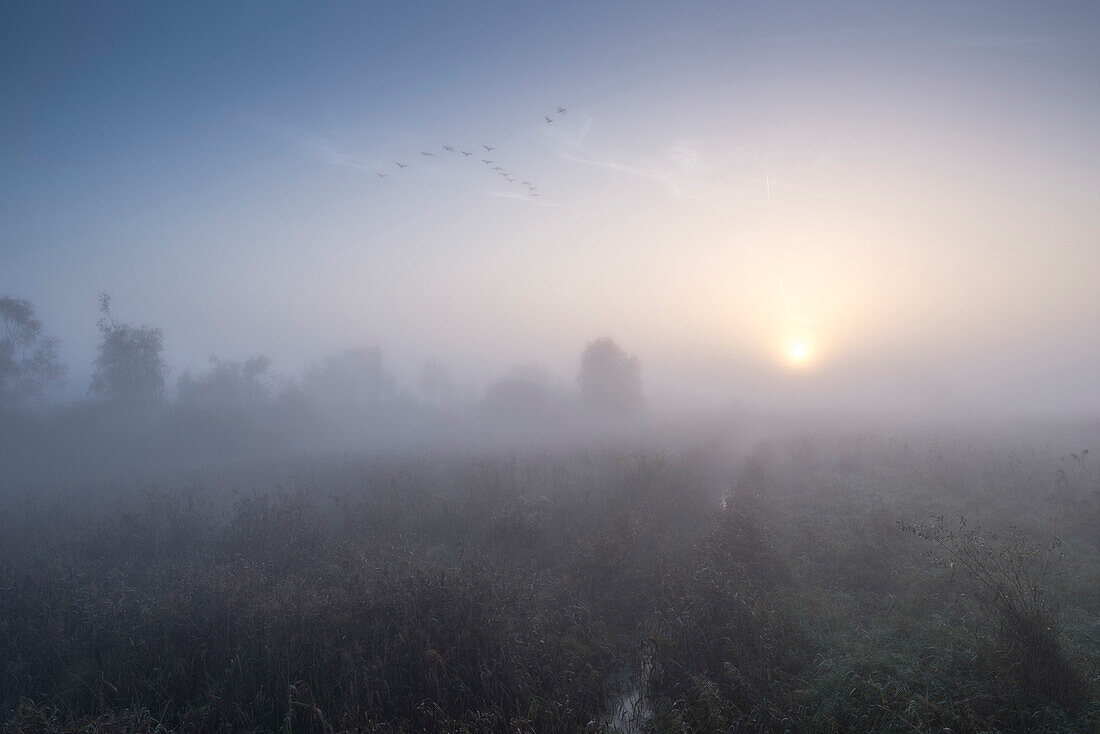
<box><xmin>2</xmin><ymin>2</ymin><xmax>1100</xmax><ymax>732</ymax></box>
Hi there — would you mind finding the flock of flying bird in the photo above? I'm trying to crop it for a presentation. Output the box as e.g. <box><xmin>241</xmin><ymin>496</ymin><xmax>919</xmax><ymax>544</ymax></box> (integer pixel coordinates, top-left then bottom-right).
<box><xmin>375</xmin><ymin>106</ymin><xmax>567</xmax><ymax>198</ymax></box>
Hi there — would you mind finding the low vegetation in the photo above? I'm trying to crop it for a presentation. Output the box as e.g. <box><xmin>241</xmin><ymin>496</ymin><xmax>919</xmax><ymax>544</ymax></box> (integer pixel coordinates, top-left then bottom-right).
<box><xmin>2</xmin><ymin>434</ymin><xmax>1098</xmax><ymax>732</ymax></box>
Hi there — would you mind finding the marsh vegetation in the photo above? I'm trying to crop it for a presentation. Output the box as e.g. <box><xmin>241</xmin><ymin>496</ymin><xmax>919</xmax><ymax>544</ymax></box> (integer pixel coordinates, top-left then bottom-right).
<box><xmin>3</xmin><ymin>431</ymin><xmax>1098</xmax><ymax>732</ymax></box>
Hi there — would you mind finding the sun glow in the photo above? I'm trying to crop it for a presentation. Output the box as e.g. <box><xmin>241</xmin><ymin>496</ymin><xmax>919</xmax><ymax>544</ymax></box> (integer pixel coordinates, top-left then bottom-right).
<box><xmin>783</xmin><ymin>337</ymin><xmax>815</xmax><ymax>368</ymax></box>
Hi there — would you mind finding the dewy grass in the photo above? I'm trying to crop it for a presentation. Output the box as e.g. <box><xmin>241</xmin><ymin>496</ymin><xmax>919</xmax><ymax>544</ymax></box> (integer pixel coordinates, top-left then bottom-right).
<box><xmin>2</xmin><ymin>438</ymin><xmax>1099</xmax><ymax>732</ymax></box>
<box><xmin>901</xmin><ymin>515</ymin><xmax>1090</xmax><ymax>708</ymax></box>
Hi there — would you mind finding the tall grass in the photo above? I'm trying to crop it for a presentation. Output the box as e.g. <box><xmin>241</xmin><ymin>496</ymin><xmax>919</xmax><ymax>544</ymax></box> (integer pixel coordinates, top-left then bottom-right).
<box><xmin>2</xmin><ymin>436</ymin><xmax>1098</xmax><ymax>732</ymax></box>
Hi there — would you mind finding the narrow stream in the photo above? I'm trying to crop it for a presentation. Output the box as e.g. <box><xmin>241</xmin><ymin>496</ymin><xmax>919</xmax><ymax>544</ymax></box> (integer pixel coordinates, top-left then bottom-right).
<box><xmin>606</xmin><ymin>656</ymin><xmax>653</xmax><ymax>733</ymax></box>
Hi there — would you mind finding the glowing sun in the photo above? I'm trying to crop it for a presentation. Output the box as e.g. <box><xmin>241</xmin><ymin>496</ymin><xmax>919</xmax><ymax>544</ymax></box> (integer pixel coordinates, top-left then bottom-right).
<box><xmin>783</xmin><ymin>338</ymin><xmax>815</xmax><ymax>368</ymax></box>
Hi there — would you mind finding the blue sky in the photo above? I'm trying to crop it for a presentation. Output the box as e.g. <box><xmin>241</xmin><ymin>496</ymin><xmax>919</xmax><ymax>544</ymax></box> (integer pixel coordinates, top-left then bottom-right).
<box><xmin>3</xmin><ymin>1</ymin><xmax>1100</xmax><ymax>411</ymax></box>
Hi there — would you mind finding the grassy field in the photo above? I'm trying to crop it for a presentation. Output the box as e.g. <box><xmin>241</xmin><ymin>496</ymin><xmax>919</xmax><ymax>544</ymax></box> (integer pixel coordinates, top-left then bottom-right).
<box><xmin>2</xmin><ymin>432</ymin><xmax>1098</xmax><ymax>732</ymax></box>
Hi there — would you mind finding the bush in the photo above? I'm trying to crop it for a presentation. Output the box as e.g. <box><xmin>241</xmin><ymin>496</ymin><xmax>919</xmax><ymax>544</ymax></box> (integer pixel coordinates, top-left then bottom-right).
<box><xmin>901</xmin><ymin>515</ymin><xmax>1089</xmax><ymax>708</ymax></box>
<box><xmin>643</xmin><ymin>507</ymin><xmax>810</xmax><ymax>731</ymax></box>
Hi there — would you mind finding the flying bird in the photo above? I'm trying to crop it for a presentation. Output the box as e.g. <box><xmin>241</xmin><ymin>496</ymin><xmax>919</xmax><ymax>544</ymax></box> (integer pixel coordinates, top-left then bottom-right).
<box><xmin>376</xmin><ymin>172</ymin><xmax>387</xmax><ymax>178</ymax></box>
<box><xmin>557</xmin><ymin>106</ymin><xmax>566</xmax><ymax>114</ymax></box>
<box><xmin>521</xmin><ymin>181</ymin><xmax>531</xmax><ymax>186</ymax></box>
<box><xmin>506</xmin><ymin>177</ymin><xmax>514</xmax><ymax>183</ymax></box>
<box><xmin>443</xmin><ymin>145</ymin><xmax>454</xmax><ymax>152</ymax></box>
<box><xmin>396</xmin><ymin>162</ymin><xmax>409</xmax><ymax>168</ymax></box>
<box><xmin>492</xmin><ymin>166</ymin><xmax>503</xmax><ymax>171</ymax></box>
<box><xmin>420</xmin><ymin>152</ymin><xmax>434</xmax><ymax>156</ymax></box>
<box><xmin>461</xmin><ymin>150</ymin><xmax>473</xmax><ymax>156</ymax></box>
<box><xmin>482</xmin><ymin>159</ymin><xmax>493</xmax><ymax>164</ymax></box>
<box><xmin>544</xmin><ymin>116</ymin><xmax>554</xmax><ymax>123</ymax></box>
<box><xmin>483</xmin><ymin>145</ymin><xmax>495</xmax><ymax>152</ymax></box>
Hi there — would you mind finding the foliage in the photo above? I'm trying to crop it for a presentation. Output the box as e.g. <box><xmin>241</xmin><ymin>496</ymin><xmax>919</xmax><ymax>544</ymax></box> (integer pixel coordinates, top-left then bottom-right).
<box><xmin>901</xmin><ymin>515</ymin><xmax>1089</xmax><ymax>707</ymax></box>
<box><xmin>578</xmin><ymin>337</ymin><xmax>643</xmax><ymax>418</ymax></box>
<box><xmin>0</xmin><ymin>296</ymin><xmax>64</xmax><ymax>409</ymax></box>
<box><xmin>3</xmin><ymin>438</ymin><xmax>1099</xmax><ymax>732</ymax></box>
<box><xmin>88</xmin><ymin>294</ymin><xmax>166</xmax><ymax>409</ymax></box>
<box><xmin>303</xmin><ymin>347</ymin><xmax>398</xmax><ymax>410</ymax></box>
<box><xmin>644</xmin><ymin>507</ymin><xmax>808</xmax><ymax>732</ymax></box>
<box><xmin>177</xmin><ymin>355</ymin><xmax>274</xmax><ymax>412</ymax></box>
<box><xmin>483</xmin><ymin>365</ymin><xmax>555</xmax><ymax>416</ymax></box>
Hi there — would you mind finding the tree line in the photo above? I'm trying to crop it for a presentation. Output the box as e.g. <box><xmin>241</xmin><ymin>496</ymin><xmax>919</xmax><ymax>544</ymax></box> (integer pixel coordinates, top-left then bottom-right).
<box><xmin>1</xmin><ymin>294</ymin><xmax>644</xmax><ymax>482</ymax></box>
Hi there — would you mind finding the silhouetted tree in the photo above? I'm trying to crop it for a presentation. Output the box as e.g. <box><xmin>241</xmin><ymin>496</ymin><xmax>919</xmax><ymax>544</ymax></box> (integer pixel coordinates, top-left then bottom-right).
<box><xmin>301</xmin><ymin>347</ymin><xmax>411</xmax><ymax>447</ymax></box>
<box><xmin>418</xmin><ymin>359</ymin><xmax>454</xmax><ymax>404</ymax></box>
<box><xmin>172</xmin><ymin>355</ymin><xmax>287</xmax><ymax>458</ymax></box>
<box><xmin>89</xmin><ymin>294</ymin><xmax>166</xmax><ymax>409</ymax></box>
<box><xmin>0</xmin><ymin>296</ymin><xmax>65</xmax><ymax>409</ymax></box>
<box><xmin>177</xmin><ymin>355</ymin><xmax>274</xmax><ymax>413</ymax></box>
<box><xmin>305</xmin><ymin>348</ymin><xmax>397</xmax><ymax>410</ymax></box>
<box><xmin>577</xmin><ymin>337</ymin><xmax>642</xmax><ymax>417</ymax></box>
<box><xmin>484</xmin><ymin>365</ymin><xmax>553</xmax><ymax>416</ymax></box>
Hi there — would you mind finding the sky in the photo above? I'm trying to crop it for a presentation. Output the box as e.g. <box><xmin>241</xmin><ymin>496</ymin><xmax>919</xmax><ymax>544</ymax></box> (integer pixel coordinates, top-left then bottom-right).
<box><xmin>3</xmin><ymin>1</ymin><xmax>1100</xmax><ymax>414</ymax></box>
